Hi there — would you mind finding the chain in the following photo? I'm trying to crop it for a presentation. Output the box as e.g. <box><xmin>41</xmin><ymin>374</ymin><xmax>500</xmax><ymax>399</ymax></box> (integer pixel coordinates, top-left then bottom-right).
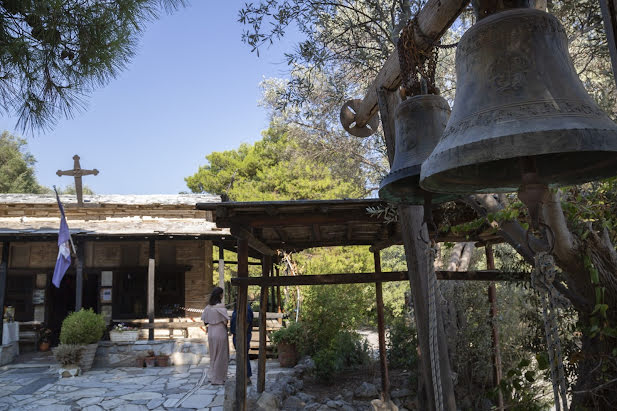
<box><xmin>397</xmin><ymin>17</ymin><xmax>440</xmax><ymax>96</ymax></box>
<box><xmin>427</xmin><ymin>242</ymin><xmax>444</xmax><ymax>411</ymax></box>
<box><xmin>531</xmin><ymin>252</ymin><xmax>570</xmax><ymax>411</ymax></box>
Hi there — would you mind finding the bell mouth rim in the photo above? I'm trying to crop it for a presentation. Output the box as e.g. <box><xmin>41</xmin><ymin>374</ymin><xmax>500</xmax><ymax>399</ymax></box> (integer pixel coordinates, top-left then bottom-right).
<box><xmin>379</xmin><ymin>165</ymin><xmax>459</xmax><ymax>204</ymax></box>
<box><xmin>420</xmin><ymin>146</ymin><xmax>617</xmax><ymax>195</ymax></box>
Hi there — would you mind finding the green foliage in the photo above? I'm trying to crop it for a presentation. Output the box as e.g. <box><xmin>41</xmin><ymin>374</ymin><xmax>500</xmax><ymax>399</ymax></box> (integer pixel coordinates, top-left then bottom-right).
<box><xmin>57</xmin><ymin>184</ymin><xmax>94</xmax><ymax>195</ymax></box>
<box><xmin>0</xmin><ymin>131</ymin><xmax>46</xmax><ymax>193</ymax></box>
<box><xmin>271</xmin><ymin>322</ymin><xmax>305</xmax><ymax>347</ymax></box>
<box><xmin>60</xmin><ymin>308</ymin><xmax>106</xmax><ymax>345</ymax></box>
<box><xmin>186</xmin><ymin>125</ymin><xmax>365</xmax><ymax>201</ymax></box>
<box><xmin>0</xmin><ymin>0</ymin><xmax>185</xmax><ymax>131</ymax></box>
<box><xmin>52</xmin><ymin>344</ymin><xmax>83</xmax><ymax>366</ymax></box>
<box><xmin>312</xmin><ymin>330</ymin><xmax>370</xmax><ymax>382</ymax></box>
<box><xmin>488</xmin><ymin>358</ymin><xmax>552</xmax><ymax>411</ymax></box>
<box><xmin>386</xmin><ymin>315</ymin><xmax>418</xmax><ymax>371</ymax></box>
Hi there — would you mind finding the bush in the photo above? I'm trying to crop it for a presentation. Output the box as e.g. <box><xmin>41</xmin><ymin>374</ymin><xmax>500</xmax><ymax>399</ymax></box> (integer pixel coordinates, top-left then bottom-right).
<box><xmin>271</xmin><ymin>321</ymin><xmax>305</xmax><ymax>348</ymax></box>
<box><xmin>60</xmin><ymin>308</ymin><xmax>106</xmax><ymax>345</ymax></box>
<box><xmin>53</xmin><ymin>344</ymin><xmax>83</xmax><ymax>366</ymax></box>
<box><xmin>313</xmin><ymin>330</ymin><xmax>369</xmax><ymax>381</ymax></box>
<box><xmin>387</xmin><ymin>315</ymin><xmax>418</xmax><ymax>371</ymax></box>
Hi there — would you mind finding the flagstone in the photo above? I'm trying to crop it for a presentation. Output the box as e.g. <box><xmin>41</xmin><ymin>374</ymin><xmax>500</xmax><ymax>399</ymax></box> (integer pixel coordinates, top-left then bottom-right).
<box><xmin>146</xmin><ymin>398</ymin><xmax>165</xmax><ymax>410</ymax></box>
<box><xmin>77</xmin><ymin>396</ymin><xmax>104</xmax><ymax>406</ymax></box>
<box><xmin>180</xmin><ymin>394</ymin><xmax>214</xmax><ymax>409</ymax></box>
<box><xmin>63</xmin><ymin>387</ymin><xmax>108</xmax><ymax>399</ymax></box>
<box><xmin>99</xmin><ymin>398</ymin><xmax>127</xmax><ymax>409</ymax></box>
<box><xmin>120</xmin><ymin>392</ymin><xmax>162</xmax><ymax>401</ymax></box>
<box><xmin>163</xmin><ymin>398</ymin><xmax>179</xmax><ymax>407</ymax></box>
<box><xmin>82</xmin><ymin>406</ymin><xmax>104</xmax><ymax>411</ymax></box>
<box><xmin>112</xmin><ymin>405</ymin><xmax>148</xmax><ymax>411</ymax></box>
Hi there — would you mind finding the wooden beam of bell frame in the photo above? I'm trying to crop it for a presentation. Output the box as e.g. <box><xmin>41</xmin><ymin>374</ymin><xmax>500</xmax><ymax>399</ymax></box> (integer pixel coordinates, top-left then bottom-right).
<box><xmin>230</xmin><ymin>270</ymin><xmax>527</xmax><ymax>287</ymax></box>
<box><xmin>349</xmin><ymin>0</ymin><xmax>470</xmax><ymax>129</ymax></box>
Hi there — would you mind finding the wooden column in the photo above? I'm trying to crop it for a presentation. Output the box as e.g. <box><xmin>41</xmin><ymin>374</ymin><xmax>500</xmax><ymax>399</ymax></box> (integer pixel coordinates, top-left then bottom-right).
<box><xmin>486</xmin><ymin>244</ymin><xmax>504</xmax><ymax>410</ymax></box>
<box><xmin>374</xmin><ymin>251</ymin><xmax>391</xmax><ymax>402</ymax></box>
<box><xmin>75</xmin><ymin>242</ymin><xmax>84</xmax><ymax>311</ymax></box>
<box><xmin>378</xmin><ymin>86</ymin><xmax>456</xmax><ymax>410</ymax></box>
<box><xmin>235</xmin><ymin>239</ymin><xmax>249</xmax><ymax>410</ymax></box>
<box><xmin>258</xmin><ymin>255</ymin><xmax>271</xmax><ymax>392</ymax></box>
<box><xmin>148</xmin><ymin>240</ymin><xmax>155</xmax><ymax>341</ymax></box>
<box><xmin>0</xmin><ymin>242</ymin><xmax>9</xmax><ymax>345</ymax></box>
<box><xmin>218</xmin><ymin>245</ymin><xmax>225</xmax><ymax>301</ymax></box>
<box><xmin>276</xmin><ymin>266</ymin><xmax>282</xmax><ymax>323</ymax></box>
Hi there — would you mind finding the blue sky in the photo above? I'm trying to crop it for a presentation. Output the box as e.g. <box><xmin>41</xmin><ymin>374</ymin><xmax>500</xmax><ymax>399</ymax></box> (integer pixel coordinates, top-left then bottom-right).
<box><xmin>0</xmin><ymin>1</ymin><xmax>299</xmax><ymax>194</ymax></box>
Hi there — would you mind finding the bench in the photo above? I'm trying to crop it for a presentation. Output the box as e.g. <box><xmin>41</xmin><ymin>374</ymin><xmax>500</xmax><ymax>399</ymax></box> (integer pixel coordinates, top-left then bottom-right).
<box><xmin>18</xmin><ymin>322</ymin><xmax>41</xmax><ymax>351</ymax></box>
<box><xmin>112</xmin><ymin>319</ymin><xmax>204</xmax><ymax>339</ymax></box>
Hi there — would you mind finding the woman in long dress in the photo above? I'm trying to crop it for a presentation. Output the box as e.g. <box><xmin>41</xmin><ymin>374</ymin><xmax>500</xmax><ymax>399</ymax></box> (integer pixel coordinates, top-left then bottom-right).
<box><xmin>201</xmin><ymin>287</ymin><xmax>229</xmax><ymax>385</ymax></box>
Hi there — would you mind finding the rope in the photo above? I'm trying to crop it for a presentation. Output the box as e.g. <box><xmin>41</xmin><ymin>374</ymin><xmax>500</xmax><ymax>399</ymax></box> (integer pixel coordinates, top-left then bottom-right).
<box><xmin>531</xmin><ymin>252</ymin><xmax>569</xmax><ymax>411</ymax></box>
<box><xmin>427</xmin><ymin>243</ymin><xmax>444</xmax><ymax>411</ymax></box>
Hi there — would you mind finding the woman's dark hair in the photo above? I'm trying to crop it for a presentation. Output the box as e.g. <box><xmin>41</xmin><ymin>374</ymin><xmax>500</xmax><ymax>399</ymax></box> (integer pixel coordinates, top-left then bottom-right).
<box><xmin>209</xmin><ymin>286</ymin><xmax>224</xmax><ymax>306</ymax></box>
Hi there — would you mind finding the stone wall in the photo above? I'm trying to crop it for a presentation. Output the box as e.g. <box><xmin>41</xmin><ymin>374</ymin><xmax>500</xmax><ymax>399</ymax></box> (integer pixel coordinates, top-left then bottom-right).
<box><xmin>94</xmin><ymin>339</ymin><xmax>208</xmax><ymax>368</ymax></box>
<box><xmin>0</xmin><ymin>342</ymin><xmax>19</xmax><ymax>366</ymax></box>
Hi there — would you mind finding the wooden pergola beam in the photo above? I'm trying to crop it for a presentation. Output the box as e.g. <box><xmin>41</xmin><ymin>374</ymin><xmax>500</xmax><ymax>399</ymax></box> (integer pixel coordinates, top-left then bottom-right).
<box><xmin>230</xmin><ymin>225</ymin><xmax>276</xmax><ymax>256</ymax></box>
<box><xmin>351</xmin><ymin>0</ymin><xmax>470</xmax><ymax>128</ymax></box>
<box><xmin>230</xmin><ymin>270</ymin><xmax>527</xmax><ymax>287</ymax></box>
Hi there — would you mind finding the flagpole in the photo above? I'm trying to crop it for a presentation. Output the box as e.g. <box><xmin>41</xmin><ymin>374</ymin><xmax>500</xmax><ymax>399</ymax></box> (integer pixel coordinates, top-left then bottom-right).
<box><xmin>53</xmin><ymin>186</ymin><xmax>77</xmax><ymax>255</ymax></box>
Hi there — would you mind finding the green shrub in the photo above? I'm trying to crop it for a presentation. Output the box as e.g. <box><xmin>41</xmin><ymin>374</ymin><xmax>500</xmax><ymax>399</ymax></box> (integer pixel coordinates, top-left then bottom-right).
<box><xmin>271</xmin><ymin>321</ymin><xmax>305</xmax><ymax>348</ymax></box>
<box><xmin>313</xmin><ymin>330</ymin><xmax>369</xmax><ymax>382</ymax></box>
<box><xmin>52</xmin><ymin>344</ymin><xmax>83</xmax><ymax>366</ymax></box>
<box><xmin>60</xmin><ymin>308</ymin><xmax>106</xmax><ymax>345</ymax></box>
<box><xmin>386</xmin><ymin>315</ymin><xmax>418</xmax><ymax>371</ymax></box>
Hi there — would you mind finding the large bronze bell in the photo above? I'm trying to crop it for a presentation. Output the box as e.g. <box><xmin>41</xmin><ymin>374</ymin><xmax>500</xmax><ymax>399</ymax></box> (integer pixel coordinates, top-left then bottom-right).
<box><xmin>420</xmin><ymin>5</ymin><xmax>617</xmax><ymax>194</ymax></box>
<box><xmin>379</xmin><ymin>94</ymin><xmax>457</xmax><ymax>204</ymax></box>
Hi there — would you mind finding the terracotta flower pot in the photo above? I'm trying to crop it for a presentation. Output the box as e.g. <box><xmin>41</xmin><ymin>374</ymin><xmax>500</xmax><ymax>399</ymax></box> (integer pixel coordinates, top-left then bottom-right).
<box><xmin>156</xmin><ymin>355</ymin><xmax>169</xmax><ymax>367</ymax></box>
<box><xmin>39</xmin><ymin>342</ymin><xmax>50</xmax><ymax>352</ymax></box>
<box><xmin>144</xmin><ymin>357</ymin><xmax>156</xmax><ymax>367</ymax></box>
<box><xmin>277</xmin><ymin>342</ymin><xmax>298</xmax><ymax>368</ymax></box>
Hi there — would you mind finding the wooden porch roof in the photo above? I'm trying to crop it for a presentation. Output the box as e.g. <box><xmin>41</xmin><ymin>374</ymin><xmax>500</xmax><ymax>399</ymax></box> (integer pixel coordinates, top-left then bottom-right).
<box><xmin>197</xmin><ymin>198</ymin><xmax>500</xmax><ymax>253</ymax></box>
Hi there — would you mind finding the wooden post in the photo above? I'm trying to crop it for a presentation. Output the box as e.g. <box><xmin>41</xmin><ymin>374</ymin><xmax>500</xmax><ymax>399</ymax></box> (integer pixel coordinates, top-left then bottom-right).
<box><xmin>486</xmin><ymin>244</ymin><xmax>504</xmax><ymax>411</ymax></box>
<box><xmin>75</xmin><ymin>242</ymin><xmax>84</xmax><ymax>311</ymax></box>
<box><xmin>276</xmin><ymin>265</ymin><xmax>282</xmax><ymax>324</ymax></box>
<box><xmin>218</xmin><ymin>245</ymin><xmax>225</xmax><ymax>303</ymax></box>
<box><xmin>378</xmin><ymin>86</ymin><xmax>456</xmax><ymax>410</ymax></box>
<box><xmin>258</xmin><ymin>255</ymin><xmax>271</xmax><ymax>393</ymax></box>
<box><xmin>0</xmin><ymin>242</ymin><xmax>9</xmax><ymax>344</ymax></box>
<box><xmin>148</xmin><ymin>240</ymin><xmax>155</xmax><ymax>341</ymax></box>
<box><xmin>236</xmin><ymin>238</ymin><xmax>249</xmax><ymax>410</ymax></box>
<box><xmin>374</xmin><ymin>251</ymin><xmax>391</xmax><ymax>402</ymax></box>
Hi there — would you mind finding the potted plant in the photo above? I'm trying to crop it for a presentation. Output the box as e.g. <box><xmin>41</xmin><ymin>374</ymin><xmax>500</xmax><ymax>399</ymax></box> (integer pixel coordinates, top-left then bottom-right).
<box><xmin>53</xmin><ymin>344</ymin><xmax>83</xmax><ymax>378</ymax></box>
<box><xmin>271</xmin><ymin>322</ymin><xmax>304</xmax><ymax>368</ymax></box>
<box><xmin>38</xmin><ymin>328</ymin><xmax>52</xmax><ymax>351</ymax></box>
<box><xmin>60</xmin><ymin>308</ymin><xmax>106</xmax><ymax>372</ymax></box>
<box><xmin>109</xmin><ymin>323</ymin><xmax>139</xmax><ymax>342</ymax></box>
<box><xmin>144</xmin><ymin>349</ymin><xmax>156</xmax><ymax>367</ymax></box>
<box><xmin>156</xmin><ymin>354</ymin><xmax>170</xmax><ymax>367</ymax></box>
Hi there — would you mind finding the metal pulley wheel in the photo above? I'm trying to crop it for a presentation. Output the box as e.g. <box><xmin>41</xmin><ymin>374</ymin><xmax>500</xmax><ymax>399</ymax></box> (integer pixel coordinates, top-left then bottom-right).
<box><xmin>340</xmin><ymin>99</ymin><xmax>380</xmax><ymax>137</ymax></box>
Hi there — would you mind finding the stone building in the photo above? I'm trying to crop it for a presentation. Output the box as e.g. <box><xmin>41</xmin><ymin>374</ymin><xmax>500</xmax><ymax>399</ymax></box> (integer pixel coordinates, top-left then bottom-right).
<box><xmin>0</xmin><ymin>194</ymin><xmax>228</xmax><ymax>341</ymax></box>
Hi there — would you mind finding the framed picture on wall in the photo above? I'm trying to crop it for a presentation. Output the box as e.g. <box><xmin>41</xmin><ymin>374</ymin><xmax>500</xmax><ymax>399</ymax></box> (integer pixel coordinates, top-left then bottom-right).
<box><xmin>101</xmin><ymin>271</ymin><xmax>113</xmax><ymax>287</ymax></box>
<box><xmin>100</xmin><ymin>288</ymin><xmax>112</xmax><ymax>303</ymax></box>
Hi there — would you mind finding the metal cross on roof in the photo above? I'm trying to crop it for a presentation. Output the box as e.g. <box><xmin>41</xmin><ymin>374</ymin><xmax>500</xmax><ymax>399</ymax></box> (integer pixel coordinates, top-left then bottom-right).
<box><xmin>56</xmin><ymin>155</ymin><xmax>99</xmax><ymax>206</ymax></box>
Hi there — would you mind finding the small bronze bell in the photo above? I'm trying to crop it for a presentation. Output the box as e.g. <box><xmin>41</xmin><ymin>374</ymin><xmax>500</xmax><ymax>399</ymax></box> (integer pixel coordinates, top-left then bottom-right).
<box><xmin>420</xmin><ymin>4</ymin><xmax>617</xmax><ymax>194</ymax></box>
<box><xmin>379</xmin><ymin>94</ymin><xmax>457</xmax><ymax>204</ymax></box>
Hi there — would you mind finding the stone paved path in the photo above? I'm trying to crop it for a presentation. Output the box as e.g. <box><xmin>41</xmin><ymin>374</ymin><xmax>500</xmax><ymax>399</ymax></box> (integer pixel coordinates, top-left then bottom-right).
<box><xmin>0</xmin><ymin>357</ymin><xmax>284</xmax><ymax>411</ymax></box>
